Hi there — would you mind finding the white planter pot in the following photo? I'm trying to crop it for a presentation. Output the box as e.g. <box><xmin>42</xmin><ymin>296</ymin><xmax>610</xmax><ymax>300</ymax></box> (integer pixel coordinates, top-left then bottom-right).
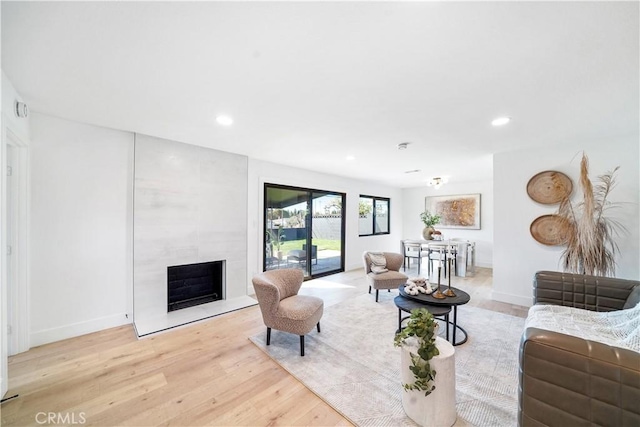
<box><xmin>400</xmin><ymin>336</ymin><xmax>456</xmax><ymax>427</ymax></box>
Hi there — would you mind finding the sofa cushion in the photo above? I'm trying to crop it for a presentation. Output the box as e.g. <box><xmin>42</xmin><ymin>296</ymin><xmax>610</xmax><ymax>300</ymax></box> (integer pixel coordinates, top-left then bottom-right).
<box><xmin>525</xmin><ymin>303</ymin><xmax>640</xmax><ymax>352</ymax></box>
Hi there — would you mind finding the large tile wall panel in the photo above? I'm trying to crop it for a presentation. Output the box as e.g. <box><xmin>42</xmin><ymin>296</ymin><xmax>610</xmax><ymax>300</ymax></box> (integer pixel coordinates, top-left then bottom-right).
<box><xmin>133</xmin><ymin>134</ymin><xmax>249</xmax><ymax>334</ymax></box>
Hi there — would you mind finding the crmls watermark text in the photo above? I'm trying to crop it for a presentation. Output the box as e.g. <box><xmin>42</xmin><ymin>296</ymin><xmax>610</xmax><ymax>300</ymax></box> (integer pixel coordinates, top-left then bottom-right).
<box><xmin>35</xmin><ymin>412</ymin><xmax>86</xmax><ymax>425</ymax></box>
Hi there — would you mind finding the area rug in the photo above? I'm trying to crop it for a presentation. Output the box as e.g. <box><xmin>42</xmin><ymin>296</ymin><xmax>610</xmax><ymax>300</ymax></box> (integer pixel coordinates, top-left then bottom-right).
<box><xmin>249</xmin><ymin>292</ymin><xmax>526</xmax><ymax>426</ymax></box>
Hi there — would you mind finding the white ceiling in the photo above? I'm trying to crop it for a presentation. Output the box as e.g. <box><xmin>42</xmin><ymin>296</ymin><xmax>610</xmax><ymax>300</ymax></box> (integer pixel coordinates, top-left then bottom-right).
<box><xmin>2</xmin><ymin>1</ymin><xmax>638</xmax><ymax>188</ymax></box>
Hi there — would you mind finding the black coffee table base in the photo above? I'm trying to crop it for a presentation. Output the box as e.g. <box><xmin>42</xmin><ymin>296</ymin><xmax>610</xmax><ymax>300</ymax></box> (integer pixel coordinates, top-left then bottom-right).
<box><xmin>395</xmin><ymin>285</ymin><xmax>471</xmax><ymax>346</ymax></box>
<box><xmin>394</xmin><ymin>295</ymin><xmax>455</xmax><ymax>341</ymax></box>
<box><xmin>448</xmin><ymin>305</ymin><xmax>468</xmax><ymax>346</ymax></box>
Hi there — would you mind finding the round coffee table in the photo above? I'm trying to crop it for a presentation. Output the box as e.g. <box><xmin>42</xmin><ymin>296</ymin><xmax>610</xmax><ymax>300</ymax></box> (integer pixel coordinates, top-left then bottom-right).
<box><xmin>397</xmin><ymin>285</ymin><xmax>471</xmax><ymax>346</ymax></box>
<box><xmin>394</xmin><ymin>295</ymin><xmax>452</xmax><ymax>338</ymax></box>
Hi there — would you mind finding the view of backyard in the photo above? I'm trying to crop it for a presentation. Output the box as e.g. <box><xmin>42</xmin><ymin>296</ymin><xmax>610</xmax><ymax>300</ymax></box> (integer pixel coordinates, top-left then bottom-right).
<box><xmin>279</xmin><ymin>238</ymin><xmax>341</xmax><ymax>253</ymax></box>
<box><xmin>265</xmin><ymin>186</ymin><xmax>345</xmax><ymax>276</ymax></box>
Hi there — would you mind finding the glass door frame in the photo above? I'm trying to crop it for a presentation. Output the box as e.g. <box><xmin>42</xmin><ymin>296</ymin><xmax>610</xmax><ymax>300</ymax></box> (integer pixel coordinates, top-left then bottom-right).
<box><xmin>263</xmin><ymin>183</ymin><xmax>346</xmax><ymax>279</ymax></box>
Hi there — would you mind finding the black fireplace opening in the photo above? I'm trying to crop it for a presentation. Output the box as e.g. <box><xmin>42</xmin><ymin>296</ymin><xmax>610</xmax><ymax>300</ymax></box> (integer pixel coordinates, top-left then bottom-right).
<box><xmin>167</xmin><ymin>260</ymin><xmax>224</xmax><ymax>312</ymax></box>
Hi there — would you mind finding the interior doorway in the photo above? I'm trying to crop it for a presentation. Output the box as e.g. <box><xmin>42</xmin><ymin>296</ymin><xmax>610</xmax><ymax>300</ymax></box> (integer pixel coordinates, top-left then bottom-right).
<box><xmin>6</xmin><ymin>144</ymin><xmax>16</xmax><ymax>356</ymax></box>
<box><xmin>4</xmin><ymin>131</ymin><xmax>30</xmax><ymax>358</ymax></box>
<box><xmin>264</xmin><ymin>184</ymin><xmax>345</xmax><ymax>279</ymax></box>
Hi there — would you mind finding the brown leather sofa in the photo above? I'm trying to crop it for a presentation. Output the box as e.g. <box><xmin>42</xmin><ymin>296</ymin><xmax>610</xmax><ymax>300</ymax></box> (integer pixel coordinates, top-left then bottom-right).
<box><xmin>519</xmin><ymin>271</ymin><xmax>640</xmax><ymax>427</ymax></box>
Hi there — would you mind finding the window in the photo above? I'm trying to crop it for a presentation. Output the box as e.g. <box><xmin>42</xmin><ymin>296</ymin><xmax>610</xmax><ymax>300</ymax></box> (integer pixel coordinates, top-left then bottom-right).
<box><xmin>359</xmin><ymin>195</ymin><xmax>390</xmax><ymax>236</ymax></box>
<box><xmin>264</xmin><ymin>184</ymin><xmax>346</xmax><ymax>278</ymax></box>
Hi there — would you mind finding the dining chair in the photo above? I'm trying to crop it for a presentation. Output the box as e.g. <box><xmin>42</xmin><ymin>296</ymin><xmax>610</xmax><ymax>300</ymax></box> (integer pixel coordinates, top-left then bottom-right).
<box><xmin>427</xmin><ymin>242</ymin><xmax>458</xmax><ymax>278</ymax></box>
<box><xmin>403</xmin><ymin>242</ymin><xmax>428</xmax><ymax>275</ymax></box>
<box><xmin>427</xmin><ymin>245</ymin><xmax>447</xmax><ymax>278</ymax></box>
<box><xmin>449</xmin><ymin>239</ymin><xmax>474</xmax><ymax>276</ymax></box>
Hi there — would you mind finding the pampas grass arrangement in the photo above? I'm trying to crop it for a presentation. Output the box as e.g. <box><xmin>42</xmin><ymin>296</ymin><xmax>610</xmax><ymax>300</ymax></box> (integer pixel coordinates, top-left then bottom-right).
<box><xmin>556</xmin><ymin>153</ymin><xmax>624</xmax><ymax>277</ymax></box>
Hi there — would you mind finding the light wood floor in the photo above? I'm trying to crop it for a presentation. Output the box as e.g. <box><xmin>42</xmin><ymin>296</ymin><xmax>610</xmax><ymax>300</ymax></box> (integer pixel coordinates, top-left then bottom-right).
<box><xmin>2</xmin><ymin>267</ymin><xmax>527</xmax><ymax>426</ymax></box>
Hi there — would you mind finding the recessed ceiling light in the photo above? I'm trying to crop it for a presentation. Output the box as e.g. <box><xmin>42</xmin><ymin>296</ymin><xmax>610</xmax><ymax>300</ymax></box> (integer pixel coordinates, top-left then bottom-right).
<box><xmin>216</xmin><ymin>115</ymin><xmax>233</xmax><ymax>126</ymax></box>
<box><xmin>397</xmin><ymin>142</ymin><xmax>411</xmax><ymax>150</ymax></box>
<box><xmin>491</xmin><ymin>117</ymin><xmax>511</xmax><ymax>126</ymax></box>
<box><xmin>404</xmin><ymin>169</ymin><xmax>421</xmax><ymax>174</ymax></box>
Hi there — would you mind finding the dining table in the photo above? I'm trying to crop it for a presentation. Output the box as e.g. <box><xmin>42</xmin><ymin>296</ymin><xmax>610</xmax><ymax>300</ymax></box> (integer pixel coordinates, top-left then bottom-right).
<box><xmin>401</xmin><ymin>239</ymin><xmax>475</xmax><ymax>278</ymax></box>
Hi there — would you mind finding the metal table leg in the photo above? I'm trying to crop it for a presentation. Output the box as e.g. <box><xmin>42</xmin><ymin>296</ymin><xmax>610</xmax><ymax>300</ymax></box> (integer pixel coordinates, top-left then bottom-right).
<box><xmin>449</xmin><ymin>306</ymin><xmax>468</xmax><ymax>346</ymax></box>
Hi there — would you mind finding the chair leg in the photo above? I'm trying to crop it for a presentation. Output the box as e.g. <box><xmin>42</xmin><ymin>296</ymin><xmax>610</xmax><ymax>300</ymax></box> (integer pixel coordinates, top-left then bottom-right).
<box><xmin>388</xmin><ymin>289</ymin><xmax>390</xmax><ymax>292</ymax></box>
<box><xmin>300</xmin><ymin>335</ymin><xmax>305</xmax><ymax>356</ymax></box>
<box><xmin>266</xmin><ymin>327</ymin><xmax>271</xmax><ymax>346</ymax></box>
<box><xmin>376</xmin><ymin>289</ymin><xmax>379</xmax><ymax>302</ymax></box>
<box><xmin>368</xmin><ymin>285</ymin><xmax>371</xmax><ymax>294</ymax></box>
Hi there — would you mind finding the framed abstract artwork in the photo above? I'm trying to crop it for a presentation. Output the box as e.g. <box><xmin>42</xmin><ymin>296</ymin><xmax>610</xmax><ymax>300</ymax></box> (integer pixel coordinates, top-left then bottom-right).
<box><xmin>425</xmin><ymin>193</ymin><xmax>481</xmax><ymax>229</ymax></box>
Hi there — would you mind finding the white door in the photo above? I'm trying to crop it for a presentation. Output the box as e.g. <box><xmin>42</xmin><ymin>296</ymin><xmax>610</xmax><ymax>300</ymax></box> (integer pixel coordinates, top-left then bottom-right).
<box><xmin>6</xmin><ymin>144</ymin><xmax>16</xmax><ymax>356</ymax></box>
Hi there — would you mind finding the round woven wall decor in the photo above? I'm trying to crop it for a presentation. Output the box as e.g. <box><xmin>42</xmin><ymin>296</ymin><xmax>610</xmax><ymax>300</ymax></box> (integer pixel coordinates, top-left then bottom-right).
<box><xmin>526</xmin><ymin>171</ymin><xmax>573</xmax><ymax>204</ymax></box>
<box><xmin>530</xmin><ymin>215</ymin><xmax>568</xmax><ymax>246</ymax></box>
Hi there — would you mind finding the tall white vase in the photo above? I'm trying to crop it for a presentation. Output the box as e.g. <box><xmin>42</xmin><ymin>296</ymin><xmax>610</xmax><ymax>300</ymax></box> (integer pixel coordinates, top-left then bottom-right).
<box><xmin>400</xmin><ymin>336</ymin><xmax>456</xmax><ymax>427</ymax></box>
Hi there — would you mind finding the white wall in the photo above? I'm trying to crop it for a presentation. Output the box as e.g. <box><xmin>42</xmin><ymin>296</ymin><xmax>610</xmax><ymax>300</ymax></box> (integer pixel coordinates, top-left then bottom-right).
<box><xmin>402</xmin><ymin>180</ymin><xmax>494</xmax><ymax>268</ymax></box>
<box><xmin>29</xmin><ymin>113</ymin><xmax>133</xmax><ymax>346</ymax></box>
<box><xmin>247</xmin><ymin>158</ymin><xmax>404</xmax><ymax>290</ymax></box>
<box><xmin>493</xmin><ymin>137</ymin><xmax>640</xmax><ymax>307</ymax></box>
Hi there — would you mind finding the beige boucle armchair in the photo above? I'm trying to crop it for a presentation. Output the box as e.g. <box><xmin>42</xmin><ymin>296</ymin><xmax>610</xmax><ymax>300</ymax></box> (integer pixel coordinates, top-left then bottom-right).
<box><xmin>363</xmin><ymin>251</ymin><xmax>408</xmax><ymax>302</ymax></box>
<box><xmin>252</xmin><ymin>269</ymin><xmax>323</xmax><ymax>356</ymax></box>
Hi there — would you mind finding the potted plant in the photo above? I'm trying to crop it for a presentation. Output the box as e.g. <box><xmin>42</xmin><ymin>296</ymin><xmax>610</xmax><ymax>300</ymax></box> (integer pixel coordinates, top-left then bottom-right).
<box><xmin>420</xmin><ymin>210</ymin><xmax>441</xmax><ymax>240</ymax></box>
<box><xmin>266</xmin><ymin>225</ymin><xmax>286</xmax><ymax>260</ymax></box>
<box><xmin>394</xmin><ymin>308</ymin><xmax>457</xmax><ymax>426</ymax></box>
<box><xmin>394</xmin><ymin>308</ymin><xmax>439</xmax><ymax>396</ymax></box>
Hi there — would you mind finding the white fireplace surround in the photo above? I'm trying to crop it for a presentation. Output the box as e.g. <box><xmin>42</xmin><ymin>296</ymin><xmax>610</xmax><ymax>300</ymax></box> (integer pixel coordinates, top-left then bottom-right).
<box><xmin>133</xmin><ymin>134</ymin><xmax>256</xmax><ymax>336</ymax></box>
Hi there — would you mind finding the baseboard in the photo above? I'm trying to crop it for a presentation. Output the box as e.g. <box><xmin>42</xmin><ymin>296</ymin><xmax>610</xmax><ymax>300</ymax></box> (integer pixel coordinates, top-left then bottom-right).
<box><xmin>346</xmin><ymin>263</ymin><xmax>363</xmax><ymax>272</ymax></box>
<box><xmin>491</xmin><ymin>291</ymin><xmax>532</xmax><ymax>308</ymax></box>
<box><xmin>30</xmin><ymin>313</ymin><xmax>131</xmax><ymax>347</ymax></box>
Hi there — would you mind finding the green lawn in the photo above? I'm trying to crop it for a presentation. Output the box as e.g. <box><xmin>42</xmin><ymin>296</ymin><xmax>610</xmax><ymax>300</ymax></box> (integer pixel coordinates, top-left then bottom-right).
<box><xmin>278</xmin><ymin>239</ymin><xmax>341</xmax><ymax>252</ymax></box>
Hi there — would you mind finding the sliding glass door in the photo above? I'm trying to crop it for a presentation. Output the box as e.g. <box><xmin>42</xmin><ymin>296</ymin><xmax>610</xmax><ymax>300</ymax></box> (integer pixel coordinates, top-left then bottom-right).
<box><xmin>264</xmin><ymin>184</ymin><xmax>345</xmax><ymax>278</ymax></box>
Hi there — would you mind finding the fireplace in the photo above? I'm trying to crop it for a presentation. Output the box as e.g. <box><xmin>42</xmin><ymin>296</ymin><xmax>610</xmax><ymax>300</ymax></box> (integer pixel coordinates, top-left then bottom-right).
<box><xmin>167</xmin><ymin>260</ymin><xmax>225</xmax><ymax>312</ymax></box>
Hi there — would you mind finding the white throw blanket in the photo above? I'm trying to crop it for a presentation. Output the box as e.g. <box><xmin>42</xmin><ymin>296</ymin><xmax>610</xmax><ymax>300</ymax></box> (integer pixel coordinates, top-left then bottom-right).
<box><xmin>525</xmin><ymin>303</ymin><xmax>640</xmax><ymax>352</ymax></box>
